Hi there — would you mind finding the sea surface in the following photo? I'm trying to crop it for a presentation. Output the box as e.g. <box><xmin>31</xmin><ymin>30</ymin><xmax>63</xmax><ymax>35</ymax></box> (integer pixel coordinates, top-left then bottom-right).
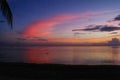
<box><xmin>0</xmin><ymin>46</ymin><xmax>120</xmax><ymax>65</ymax></box>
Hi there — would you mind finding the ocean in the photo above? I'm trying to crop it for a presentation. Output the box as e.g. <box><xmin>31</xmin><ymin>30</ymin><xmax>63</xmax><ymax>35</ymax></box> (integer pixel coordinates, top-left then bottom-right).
<box><xmin>0</xmin><ymin>46</ymin><xmax>120</xmax><ymax>65</ymax></box>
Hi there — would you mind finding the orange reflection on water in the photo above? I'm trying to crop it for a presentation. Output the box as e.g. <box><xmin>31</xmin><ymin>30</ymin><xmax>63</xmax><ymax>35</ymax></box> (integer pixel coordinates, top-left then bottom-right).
<box><xmin>23</xmin><ymin>46</ymin><xmax>120</xmax><ymax>65</ymax></box>
<box><xmin>111</xmin><ymin>47</ymin><xmax>120</xmax><ymax>64</ymax></box>
<box><xmin>24</xmin><ymin>47</ymin><xmax>52</xmax><ymax>64</ymax></box>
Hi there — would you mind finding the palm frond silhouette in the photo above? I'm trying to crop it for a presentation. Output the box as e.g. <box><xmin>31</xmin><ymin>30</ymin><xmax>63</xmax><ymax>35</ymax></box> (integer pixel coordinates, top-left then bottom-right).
<box><xmin>0</xmin><ymin>0</ymin><xmax>13</xmax><ymax>29</ymax></box>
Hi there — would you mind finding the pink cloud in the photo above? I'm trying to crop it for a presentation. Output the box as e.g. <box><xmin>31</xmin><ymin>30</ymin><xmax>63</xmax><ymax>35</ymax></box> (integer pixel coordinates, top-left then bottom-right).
<box><xmin>22</xmin><ymin>14</ymin><xmax>81</xmax><ymax>37</ymax></box>
<box><xmin>22</xmin><ymin>9</ymin><xmax>117</xmax><ymax>37</ymax></box>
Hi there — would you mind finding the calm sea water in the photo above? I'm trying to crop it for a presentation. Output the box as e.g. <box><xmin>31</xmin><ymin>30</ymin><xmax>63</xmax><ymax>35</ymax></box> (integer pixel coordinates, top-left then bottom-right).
<box><xmin>0</xmin><ymin>46</ymin><xmax>120</xmax><ymax>65</ymax></box>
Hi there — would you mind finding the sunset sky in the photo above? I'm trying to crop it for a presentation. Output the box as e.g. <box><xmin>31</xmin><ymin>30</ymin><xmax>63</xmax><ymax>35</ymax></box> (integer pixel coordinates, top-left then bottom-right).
<box><xmin>0</xmin><ymin>0</ymin><xmax>120</xmax><ymax>46</ymax></box>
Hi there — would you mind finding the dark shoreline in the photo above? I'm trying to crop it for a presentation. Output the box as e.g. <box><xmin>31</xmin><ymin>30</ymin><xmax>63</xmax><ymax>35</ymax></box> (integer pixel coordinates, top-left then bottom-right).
<box><xmin>0</xmin><ymin>62</ymin><xmax>120</xmax><ymax>80</ymax></box>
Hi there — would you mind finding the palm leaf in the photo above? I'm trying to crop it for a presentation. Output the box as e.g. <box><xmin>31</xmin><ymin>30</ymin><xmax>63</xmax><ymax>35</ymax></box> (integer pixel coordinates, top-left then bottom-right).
<box><xmin>0</xmin><ymin>0</ymin><xmax>13</xmax><ymax>29</ymax></box>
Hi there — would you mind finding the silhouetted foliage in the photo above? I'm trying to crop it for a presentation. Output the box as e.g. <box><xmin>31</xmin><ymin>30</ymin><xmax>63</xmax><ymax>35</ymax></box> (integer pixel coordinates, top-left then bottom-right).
<box><xmin>0</xmin><ymin>0</ymin><xmax>13</xmax><ymax>29</ymax></box>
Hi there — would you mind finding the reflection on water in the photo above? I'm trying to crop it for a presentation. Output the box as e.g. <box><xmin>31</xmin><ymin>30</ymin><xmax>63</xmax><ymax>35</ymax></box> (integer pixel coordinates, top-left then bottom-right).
<box><xmin>0</xmin><ymin>46</ymin><xmax>120</xmax><ymax>65</ymax></box>
<box><xmin>24</xmin><ymin>47</ymin><xmax>52</xmax><ymax>63</ymax></box>
<box><xmin>111</xmin><ymin>46</ymin><xmax>120</xmax><ymax>64</ymax></box>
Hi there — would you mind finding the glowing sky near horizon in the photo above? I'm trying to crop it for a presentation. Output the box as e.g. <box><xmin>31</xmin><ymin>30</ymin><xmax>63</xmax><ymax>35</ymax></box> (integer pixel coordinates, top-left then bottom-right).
<box><xmin>0</xmin><ymin>0</ymin><xmax>120</xmax><ymax>45</ymax></box>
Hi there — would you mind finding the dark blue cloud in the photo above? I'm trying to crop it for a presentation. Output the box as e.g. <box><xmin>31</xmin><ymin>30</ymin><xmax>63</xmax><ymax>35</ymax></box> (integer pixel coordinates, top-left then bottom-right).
<box><xmin>28</xmin><ymin>37</ymin><xmax>48</xmax><ymax>41</ymax></box>
<box><xmin>72</xmin><ymin>25</ymin><xmax>120</xmax><ymax>32</ymax></box>
<box><xmin>72</xmin><ymin>25</ymin><xmax>100</xmax><ymax>31</ymax></box>
<box><xmin>16</xmin><ymin>38</ymin><xmax>27</xmax><ymax>41</ymax></box>
<box><xmin>37</xmin><ymin>39</ymin><xmax>47</xmax><ymax>41</ymax></box>
<box><xmin>100</xmin><ymin>26</ymin><xmax>120</xmax><ymax>31</ymax></box>
<box><xmin>73</xmin><ymin>32</ymin><xmax>85</xmax><ymax>36</ymax></box>
<box><xmin>82</xmin><ymin>26</ymin><xmax>101</xmax><ymax>31</ymax></box>
<box><xmin>110</xmin><ymin>32</ymin><xmax>118</xmax><ymax>34</ymax></box>
<box><xmin>114</xmin><ymin>15</ymin><xmax>120</xmax><ymax>21</ymax></box>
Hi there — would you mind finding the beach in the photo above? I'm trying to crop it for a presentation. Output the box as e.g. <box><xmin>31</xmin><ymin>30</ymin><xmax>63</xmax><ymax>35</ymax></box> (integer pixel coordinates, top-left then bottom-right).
<box><xmin>0</xmin><ymin>62</ymin><xmax>120</xmax><ymax>80</ymax></box>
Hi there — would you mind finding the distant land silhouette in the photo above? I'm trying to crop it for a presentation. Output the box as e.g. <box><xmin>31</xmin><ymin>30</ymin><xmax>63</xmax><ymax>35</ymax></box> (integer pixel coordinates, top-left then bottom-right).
<box><xmin>0</xmin><ymin>38</ymin><xmax>120</xmax><ymax>47</ymax></box>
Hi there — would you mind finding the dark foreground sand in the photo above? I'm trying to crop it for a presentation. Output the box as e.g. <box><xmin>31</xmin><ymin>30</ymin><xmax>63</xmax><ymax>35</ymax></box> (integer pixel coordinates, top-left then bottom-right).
<box><xmin>0</xmin><ymin>62</ymin><xmax>120</xmax><ymax>80</ymax></box>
